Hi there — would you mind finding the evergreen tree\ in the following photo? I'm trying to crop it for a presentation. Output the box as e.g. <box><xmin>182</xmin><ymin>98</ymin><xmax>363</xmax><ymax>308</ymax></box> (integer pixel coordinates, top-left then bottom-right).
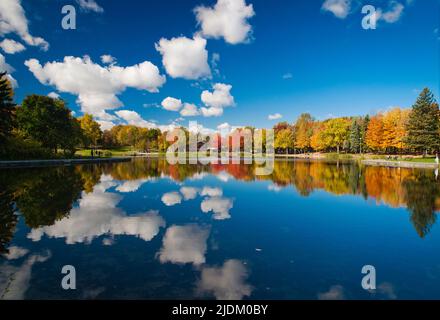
<box><xmin>349</xmin><ymin>118</ymin><xmax>361</xmax><ymax>153</ymax></box>
<box><xmin>0</xmin><ymin>72</ymin><xmax>15</xmax><ymax>145</ymax></box>
<box><xmin>405</xmin><ymin>88</ymin><xmax>440</xmax><ymax>154</ymax></box>
<box><xmin>360</xmin><ymin>115</ymin><xmax>370</xmax><ymax>154</ymax></box>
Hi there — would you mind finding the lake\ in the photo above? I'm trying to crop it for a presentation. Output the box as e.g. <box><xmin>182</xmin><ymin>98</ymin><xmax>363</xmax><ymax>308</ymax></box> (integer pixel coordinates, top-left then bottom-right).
<box><xmin>1</xmin><ymin>157</ymin><xmax>440</xmax><ymax>300</ymax></box>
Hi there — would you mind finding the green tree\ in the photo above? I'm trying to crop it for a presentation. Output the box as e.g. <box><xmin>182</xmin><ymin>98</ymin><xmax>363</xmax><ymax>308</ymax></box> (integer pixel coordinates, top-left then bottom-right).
<box><xmin>16</xmin><ymin>95</ymin><xmax>81</xmax><ymax>156</ymax></box>
<box><xmin>404</xmin><ymin>88</ymin><xmax>440</xmax><ymax>154</ymax></box>
<box><xmin>349</xmin><ymin>118</ymin><xmax>361</xmax><ymax>154</ymax></box>
<box><xmin>0</xmin><ymin>72</ymin><xmax>16</xmax><ymax>154</ymax></box>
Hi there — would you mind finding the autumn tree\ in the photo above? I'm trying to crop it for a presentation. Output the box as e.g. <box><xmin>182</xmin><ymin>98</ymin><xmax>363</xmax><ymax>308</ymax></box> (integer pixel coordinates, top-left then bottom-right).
<box><xmin>321</xmin><ymin>118</ymin><xmax>350</xmax><ymax>154</ymax></box>
<box><xmin>294</xmin><ymin>113</ymin><xmax>314</xmax><ymax>153</ymax></box>
<box><xmin>366</xmin><ymin>114</ymin><xmax>384</xmax><ymax>152</ymax></box>
<box><xmin>79</xmin><ymin>113</ymin><xmax>102</xmax><ymax>148</ymax></box>
<box><xmin>275</xmin><ymin>128</ymin><xmax>295</xmax><ymax>154</ymax></box>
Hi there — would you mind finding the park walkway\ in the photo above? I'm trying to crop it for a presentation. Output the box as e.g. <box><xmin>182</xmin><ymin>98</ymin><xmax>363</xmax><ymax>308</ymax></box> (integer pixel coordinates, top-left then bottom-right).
<box><xmin>0</xmin><ymin>157</ymin><xmax>131</xmax><ymax>169</ymax></box>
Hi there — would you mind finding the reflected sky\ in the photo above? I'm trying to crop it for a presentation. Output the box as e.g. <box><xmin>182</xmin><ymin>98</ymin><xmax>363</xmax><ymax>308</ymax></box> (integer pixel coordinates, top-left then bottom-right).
<box><xmin>1</xmin><ymin>158</ymin><xmax>440</xmax><ymax>300</ymax></box>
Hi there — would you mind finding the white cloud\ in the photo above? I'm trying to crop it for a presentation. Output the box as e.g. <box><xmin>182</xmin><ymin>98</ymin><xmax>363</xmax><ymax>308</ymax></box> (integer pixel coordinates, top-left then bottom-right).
<box><xmin>201</xmin><ymin>106</ymin><xmax>224</xmax><ymax>117</ymax></box>
<box><xmin>188</xmin><ymin>122</ymin><xmax>216</xmax><ymax>135</ymax></box>
<box><xmin>25</xmin><ymin>56</ymin><xmax>166</xmax><ymax>120</ymax></box>
<box><xmin>47</xmin><ymin>92</ymin><xmax>60</xmax><ymax>99</ymax></box>
<box><xmin>77</xmin><ymin>0</ymin><xmax>104</xmax><ymax>13</ymax></box>
<box><xmin>268</xmin><ymin>113</ymin><xmax>283</xmax><ymax>120</ymax></box>
<box><xmin>155</xmin><ymin>36</ymin><xmax>211</xmax><ymax>80</ymax></box>
<box><xmin>201</xmin><ymin>83</ymin><xmax>235</xmax><ymax>108</ymax></box>
<box><xmin>0</xmin><ymin>53</ymin><xmax>17</xmax><ymax>87</ymax></box>
<box><xmin>321</xmin><ymin>0</ymin><xmax>351</xmax><ymax>19</ymax></box>
<box><xmin>194</xmin><ymin>0</ymin><xmax>255</xmax><ymax>44</ymax></box>
<box><xmin>217</xmin><ymin>122</ymin><xmax>230</xmax><ymax>131</ymax></box>
<box><xmin>322</xmin><ymin>0</ymin><xmax>406</xmax><ymax>24</ymax></box>
<box><xmin>97</xmin><ymin>120</ymin><xmax>115</xmax><ymax>131</ymax></box>
<box><xmin>0</xmin><ymin>0</ymin><xmax>49</xmax><ymax>50</ymax></box>
<box><xmin>161</xmin><ymin>97</ymin><xmax>183</xmax><ymax>112</ymax></box>
<box><xmin>115</xmin><ymin>110</ymin><xmax>156</xmax><ymax>128</ymax></box>
<box><xmin>201</xmin><ymin>83</ymin><xmax>235</xmax><ymax>117</ymax></box>
<box><xmin>0</xmin><ymin>53</ymin><xmax>14</xmax><ymax>73</ymax></box>
<box><xmin>180</xmin><ymin>103</ymin><xmax>201</xmax><ymax>117</ymax></box>
<box><xmin>376</xmin><ymin>1</ymin><xmax>405</xmax><ymax>24</ymax></box>
<box><xmin>0</xmin><ymin>39</ymin><xmax>25</xmax><ymax>54</ymax></box>
<box><xmin>216</xmin><ymin>122</ymin><xmax>244</xmax><ymax>136</ymax></box>
<box><xmin>100</xmin><ymin>54</ymin><xmax>115</xmax><ymax>64</ymax></box>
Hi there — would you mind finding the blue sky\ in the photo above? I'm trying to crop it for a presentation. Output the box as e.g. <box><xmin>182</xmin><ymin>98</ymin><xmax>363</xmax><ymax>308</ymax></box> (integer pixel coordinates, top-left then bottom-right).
<box><xmin>0</xmin><ymin>0</ymin><xmax>438</xmax><ymax>132</ymax></box>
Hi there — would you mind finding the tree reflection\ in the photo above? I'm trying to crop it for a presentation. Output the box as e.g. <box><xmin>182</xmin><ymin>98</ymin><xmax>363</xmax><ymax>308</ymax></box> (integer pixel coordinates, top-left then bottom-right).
<box><xmin>1</xmin><ymin>157</ymin><xmax>440</xmax><ymax>253</ymax></box>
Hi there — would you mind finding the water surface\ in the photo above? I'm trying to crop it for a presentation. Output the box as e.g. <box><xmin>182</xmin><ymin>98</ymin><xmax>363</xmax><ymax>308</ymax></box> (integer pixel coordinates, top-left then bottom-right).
<box><xmin>1</xmin><ymin>158</ymin><xmax>440</xmax><ymax>300</ymax></box>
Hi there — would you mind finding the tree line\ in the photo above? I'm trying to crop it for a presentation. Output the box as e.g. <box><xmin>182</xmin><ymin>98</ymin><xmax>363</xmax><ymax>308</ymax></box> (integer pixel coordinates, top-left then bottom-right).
<box><xmin>1</xmin><ymin>72</ymin><xmax>438</xmax><ymax>160</ymax></box>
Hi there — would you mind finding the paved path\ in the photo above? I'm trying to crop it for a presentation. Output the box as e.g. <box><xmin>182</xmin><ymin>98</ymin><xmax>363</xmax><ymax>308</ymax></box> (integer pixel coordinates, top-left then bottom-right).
<box><xmin>362</xmin><ymin>159</ymin><xmax>439</xmax><ymax>169</ymax></box>
<box><xmin>0</xmin><ymin>157</ymin><xmax>131</xmax><ymax>168</ymax></box>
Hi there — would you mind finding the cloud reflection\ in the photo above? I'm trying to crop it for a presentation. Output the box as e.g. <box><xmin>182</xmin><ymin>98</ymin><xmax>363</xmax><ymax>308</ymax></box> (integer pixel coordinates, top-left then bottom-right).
<box><xmin>197</xmin><ymin>259</ymin><xmax>252</xmax><ymax>300</ymax></box>
<box><xmin>317</xmin><ymin>285</ymin><xmax>345</xmax><ymax>300</ymax></box>
<box><xmin>179</xmin><ymin>187</ymin><xmax>199</xmax><ymax>200</ymax></box>
<box><xmin>200</xmin><ymin>187</ymin><xmax>223</xmax><ymax>197</ymax></box>
<box><xmin>161</xmin><ymin>192</ymin><xmax>183</xmax><ymax>206</ymax></box>
<box><xmin>162</xmin><ymin>185</ymin><xmax>234</xmax><ymax>220</ymax></box>
<box><xmin>201</xmin><ymin>197</ymin><xmax>233</xmax><ymax>220</ymax></box>
<box><xmin>158</xmin><ymin>224</ymin><xmax>210</xmax><ymax>266</ymax></box>
<box><xmin>1</xmin><ymin>246</ymin><xmax>29</xmax><ymax>260</ymax></box>
<box><xmin>27</xmin><ymin>177</ymin><xmax>166</xmax><ymax>245</ymax></box>
<box><xmin>0</xmin><ymin>251</ymin><xmax>51</xmax><ymax>300</ymax></box>
<box><xmin>116</xmin><ymin>178</ymin><xmax>151</xmax><ymax>193</ymax></box>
